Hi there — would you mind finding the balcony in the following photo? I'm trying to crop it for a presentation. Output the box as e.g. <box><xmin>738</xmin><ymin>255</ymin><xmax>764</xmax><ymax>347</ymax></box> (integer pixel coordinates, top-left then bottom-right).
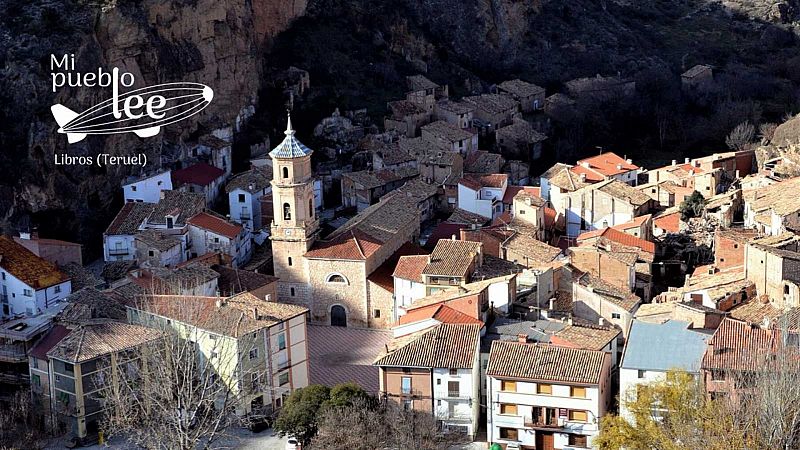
<box><xmin>240</xmin><ymin>213</ymin><xmax>252</xmax><ymax>220</ymax></box>
<box><xmin>0</xmin><ymin>343</ymin><xmax>27</xmax><ymax>362</ymax></box>
<box><xmin>108</xmin><ymin>248</ymin><xmax>130</xmax><ymax>256</ymax></box>
<box><xmin>524</xmin><ymin>417</ymin><xmax>560</xmax><ymax>429</ymax></box>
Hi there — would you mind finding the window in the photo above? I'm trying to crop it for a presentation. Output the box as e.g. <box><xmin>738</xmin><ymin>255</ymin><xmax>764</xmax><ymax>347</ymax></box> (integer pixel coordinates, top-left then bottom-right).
<box><xmin>290</xmin><ymin>287</ymin><xmax>295</xmax><ymax>297</ymax></box>
<box><xmin>401</xmin><ymin>377</ymin><xmax>412</xmax><ymax>394</ymax></box>
<box><xmin>251</xmin><ymin>372</ymin><xmax>259</xmax><ymax>389</ymax></box>
<box><xmin>711</xmin><ymin>369</ymin><xmax>726</xmax><ymax>381</ymax></box>
<box><xmin>64</xmin><ymin>363</ymin><xmax>74</xmax><ymax>375</ymax></box>
<box><xmin>499</xmin><ymin>428</ymin><xmax>518</xmax><ymax>440</ymax></box>
<box><xmin>569</xmin><ymin>410</ymin><xmax>588</xmax><ymax>422</ymax></box>
<box><xmin>1</xmin><ymin>272</ymin><xmax>4</xmax><ymax>280</ymax></box>
<box><xmin>23</xmin><ymin>289</ymin><xmax>32</xmax><ymax>297</ymax></box>
<box><xmin>568</xmin><ymin>434</ymin><xmax>588</xmax><ymax>447</ymax></box>
<box><xmin>570</xmin><ymin>386</ymin><xmax>587</xmax><ymax>398</ymax></box>
<box><xmin>500</xmin><ymin>404</ymin><xmax>517</xmax><ymax>415</ymax></box>
<box><xmin>166</xmin><ymin>217</ymin><xmax>174</xmax><ymax>229</ymax></box>
<box><xmin>449</xmin><ymin>368</ymin><xmax>458</xmax><ymax>376</ymax></box>
<box><xmin>309</xmin><ymin>198</ymin><xmax>314</xmax><ymax>218</ymax></box>
<box><xmin>786</xmin><ymin>285</ymin><xmax>791</xmax><ymax>295</ymax></box>
<box><xmin>277</xmin><ymin>333</ymin><xmax>286</xmax><ymax>350</ymax></box>
<box><xmin>734</xmin><ymin>243</ymin><xmax>739</xmax><ymax>249</ymax></box>
<box><xmin>283</xmin><ymin>203</ymin><xmax>291</xmax><ymax>220</ymax></box>
<box><xmin>520</xmin><ymin>209</ymin><xmax>525</xmax><ymax>214</ymax></box>
<box><xmin>537</xmin><ymin>383</ymin><xmax>552</xmax><ymax>395</ymax></box>
<box><xmin>32</xmin><ymin>374</ymin><xmax>40</xmax><ymax>386</ymax></box>
<box><xmin>501</xmin><ymin>380</ymin><xmax>516</xmax><ymax>392</ymax></box>
<box><xmin>279</xmin><ymin>372</ymin><xmax>290</xmax><ymax>386</ymax></box>
<box><xmin>326</xmin><ymin>273</ymin><xmax>347</xmax><ymax>284</ymax></box>
<box><xmin>611</xmin><ymin>312</ymin><xmax>621</xmax><ymax>319</ymax></box>
<box><xmin>54</xmin><ymin>285</ymin><xmax>61</xmax><ymax>294</ymax></box>
<box><xmin>436</xmin><ymin>379</ymin><xmax>442</xmax><ymax>385</ymax></box>
<box><xmin>448</xmin><ymin>381</ymin><xmax>459</xmax><ymax>397</ymax></box>
<box><xmin>238</xmin><ymin>193</ymin><xmax>246</xmax><ymax>203</ymax></box>
<box><xmin>213</xmin><ymin>237</ymin><xmax>219</xmax><ymax>243</ymax></box>
<box><xmin>131</xmin><ymin>185</ymin><xmax>137</xmax><ymax>191</ymax></box>
<box><xmin>373</xmin><ymin>309</ymin><xmax>381</xmax><ymax>318</ymax></box>
<box><xmin>148</xmin><ymin>250</ymin><xmax>155</xmax><ymax>257</ymax></box>
<box><xmin>403</xmin><ymin>399</ymin><xmax>412</xmax><ymax>411</ymax></box>
<box><xmin>249</xmin><ymin>348</ymin><xmax>258</xmax><ymax>360</ymax></box>
<box><xmin>638</xmin><ymin>370</ymin><xmax>646</xmax><ymax>379</ymax></box>
<box><xmin>288</xmin><ymin>257</ymin><xmax>293</xmax><ymax>266</ymax></box>
<box><xmin>282</xmin><ymin>167</ymin><xmax>289</xmax><ymax>179</ymax></box>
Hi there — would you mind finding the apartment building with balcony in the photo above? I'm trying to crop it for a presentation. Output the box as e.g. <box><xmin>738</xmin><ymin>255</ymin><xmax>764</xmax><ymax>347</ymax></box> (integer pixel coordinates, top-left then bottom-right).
<box><xmin>128</xmin><ymin>293</ymin><xmax>310</xmax><ymax>414</ymax></box>
<box><xmin>421</xmin><ymin>239</ymin><xmax>483</xmax><ymax>296</ymax></box>
<box><xmin>374</xmin><ymin>323</ymin><xmax>482</xmax><ymax>438</ymax></box>
<box><xmin>486</xmin><ymin>340</ymin><xmax>612</xmax><ymax>450</ymax></box>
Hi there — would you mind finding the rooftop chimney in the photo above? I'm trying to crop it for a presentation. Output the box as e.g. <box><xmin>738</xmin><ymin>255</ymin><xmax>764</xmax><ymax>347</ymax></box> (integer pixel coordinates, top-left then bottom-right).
<box><xmin>215</xmin><ymin>299</ymin><xmax>223</xmax><ymax>308</ymax></box>
<box><xmin>599</xmin><ymin>317</ymin><xmax>606</xmax><ymax>326</ymax></box>
<box><xmin>265</xmin><ymin>294</ymin><xmax>272</xmax><ymax>302</ymax></box>
<box><xmin>517</xmin><ymin>334</ymin><xmax>527</xmax><ymax>343</ymax></box>
<box><xmin>19</xmin><ymin>232</ymin><xmax>31</xmax><ymax>240</ymax></box>
<box><xmin>616</xmin><ymin>164</ymin><xmax>622</xmax><ymax>170</ymax></box>
<box><xmin>684</xmin><ymin>157</ymin><xmax>690</xmax><ymax>164</ymax></box>
<box><xmin>451</xmin><ymin>234</ymin><xmax>457</xmax><ymax>240</ymax></box>
<box><xmin>579</xmin><ymin>173</ymin><xmax>587</xmax><ymax>182</ymax></box>
<box><xmin>252</xmin><ymin>307</ymin><xmax>258</xmax><ymax>320</ymax></box>
<box><xmin>671</xmin><ymin>159</ymin><xmax>677</xmax><ymax>166</ymax></box>
<box><xmin>626</xmin><ymin>159</ymin><xmax>633</xmax><ymax>164</ymax></box>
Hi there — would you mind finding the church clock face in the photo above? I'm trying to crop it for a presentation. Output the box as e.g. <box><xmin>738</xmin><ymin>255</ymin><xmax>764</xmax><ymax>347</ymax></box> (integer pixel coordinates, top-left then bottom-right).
<box><xmin>284</xmin><ymin>229</ymin><xmax>292</xmax><ymax>236</ymax></box>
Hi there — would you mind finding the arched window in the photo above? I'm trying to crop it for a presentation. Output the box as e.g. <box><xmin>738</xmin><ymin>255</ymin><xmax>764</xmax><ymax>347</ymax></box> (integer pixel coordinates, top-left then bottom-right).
<box><xmin>283</xmin><ymin>203</ymin><xmax>291</xmax><ymax>220</ymax></box>
<box><xmin>282</xmin><ymin>167</ymin><xmax>289</xmax><ymax>179</ymax></box>
<box><xmin>309</xmin><ymin>198</ymin><xmax>314</xmax><ymax>218</ymax></box>
<box><xmin>326</xmin><ymin>273</ymin><xmax>348</xmax><ymax>284</ymax></box>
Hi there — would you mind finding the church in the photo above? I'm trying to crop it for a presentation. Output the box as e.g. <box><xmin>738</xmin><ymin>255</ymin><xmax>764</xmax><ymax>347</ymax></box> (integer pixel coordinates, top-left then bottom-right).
<box><xmin>269</xmin><ymin>114</ymin><xmax>422</xmax><ymax>328</ymax></box>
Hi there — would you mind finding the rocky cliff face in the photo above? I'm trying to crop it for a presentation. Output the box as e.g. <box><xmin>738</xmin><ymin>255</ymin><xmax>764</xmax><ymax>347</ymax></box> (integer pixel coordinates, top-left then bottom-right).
<box><xmin>0</xmin><ymin>0</ymin><xmax>306</xmax><ymax>253</ymax></box>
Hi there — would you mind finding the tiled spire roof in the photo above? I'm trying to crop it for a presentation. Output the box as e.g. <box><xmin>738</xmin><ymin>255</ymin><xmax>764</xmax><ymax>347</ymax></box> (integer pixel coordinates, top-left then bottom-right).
<box><xmin>269</xmin><ymin>112</ymin><xmax>313</xmax><ymax>158</ymax></box>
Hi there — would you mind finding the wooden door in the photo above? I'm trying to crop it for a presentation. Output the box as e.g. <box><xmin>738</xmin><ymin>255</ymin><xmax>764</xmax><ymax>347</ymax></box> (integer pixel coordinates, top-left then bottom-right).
<box><xmin>536</xmin><ymin>431</ymin><xmax>555</xmax><ymax>450</ymax></box>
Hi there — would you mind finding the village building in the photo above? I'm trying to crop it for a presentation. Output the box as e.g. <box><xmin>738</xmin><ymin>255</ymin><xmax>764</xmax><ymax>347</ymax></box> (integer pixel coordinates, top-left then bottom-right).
<box><xmin>187</xmin><ymin>212</ymin><xmax>252</xmax><ymax>268</ymax></box>
<box><xmin>405</xmin><ymin>75</ymin><xmax>448</xmax><ymax>112</ymax></box>
<box><xmin>486</xmin><ymin>340</ymin><xmax>612</xmax><ymax>450</ymax></box>
<box><xmin>269</xmin><ymin>115</ymin><xmax>423</xmax><ymax>328</ymax></box>
<box><xmin>402</xmin><ymin>276</ymin><xmax>517</xmax><ymax>323</ymax></box>
<box><xmin>384</xmin><ymin>99</ymin><xmax>431</xmax><ymax>138</ymax></box>
<box><xmin>172</xmin><ymin>162</ymin><xmax>227</xmax><ymax>207</ymax></box>
<box><xmin>341</xmin><ymin>167</ymin><xmax>419</xmax><ymax>211</ymax></box>
<box><xmin>510</xmin><ymin>188</ymin><xmax>546</xmax><ymax>231</ymax></box>
<box><xmin>434</xmin><ymin>99</ymin><xmax>475</xmax><ymax>129</ymax></box>
<box><xmin>374</xmin><ymin>323</ymin><xmax>481</xmax><ymax>437</ymax></box>
<box><xmin>610</xmin><ymin>214</ymin><xmax>653</xmax><ymax>241</ymax></box>
<box><xmin>420</xmin><ymin>121</ymin><xmax>478</xmax><ymax>155</ymax></box>
<box><xmin>0</xmin><ymin>236</ymin><xmax>72</xmax><ymax>318</ymax></box>
<box><xmin>681</xmin><ymin>64</ymin><xmax>714</xmax><ymax>90</ymax></box>
<box><xmin>14</xmin><ymin>232</ymin><xmax>82</xmax><ymax>266</ymax></box>
<box><xmin>42</xmin><ymin>322</ymin><xmax>161</xmax><ymax>442</ymax></box>
<box><xmin>573</xmin><ymin>152</ymin><xmax>640</xmax><ymax>186</ymax></box>
<box><xmin>421</xmin><ymin>239</ymin><xmax>483</xmax><ymax>296</ymax></box>
<box><xmin>496</xmin><ymin>118</ymin><xmax>547</xmax><ymax>161</ymax></box>
<box><xmin>393</xmin><ymin>254</ymin><xmax>430</xmax><ymax>316</ymax></box>
<box><xmin>496</xmin><ymin>79</ymin><xmax>546</xmax><ymax>112</ymax></box>
<box><xmin>637</xmin><ymin>180</ymin><xmax>685</xmax><ymax>208</ymax></box>
<box><xmin>652</xmin><ymin>209</ymin><xmax>681</xmax><ymax>237</ymax></box>
<box><xmin>463</xmin><ymin>93</ymin><xmax>520</xmax><ymax>131</ymax></box>
<box><xmin>457</xmin><ymin>174</ymin><xmax>509</xmax><ymax>220</ymax></box>
<box><xmin>393</xmin><ymin>303</ymin><xmax>483</xmax><ymax>338</ymax></box>
<box><xmin>744</xmin><ymin>233</ymin><xmax>800</xmax><ymax>308</ymax></box>
<box><xmin>744</xmin><ymin>176</ymin><xmax>800</xmax><ymax>235</ymax></box>
<box><xmin>619</xmin><ymin>320</ymin><xmax>710</xmax><ymax>421</ymax></box>
<box><xmin>503</xmin><ymin>160</ymin><xmax>531</xmax><ymax>186</ymax></box>
<box><xmin>134</xmin><ymin>230</ymin><xmax>184</xmax><ymax>268</ymax></box>
<box><xmin>659</xmin><ymin>264</ymin><xmax>755</xmax><ymax>312</ymax></box>
<box><xmin>465</xmin><ymin>150</ymin><xmax>505</xmax><ymax>175</ymax></box>
<box><xmin>226</xmin><ymin>166</ymin><xmax>273</xmax><ymax>231</ymax></box>
<box><xmin>390</xmin><ymin>178</ymin><xmax>442</xmax><ymax>223</ymax></box>
<box><xmin>372</xmin><ymin>143</ymin><xmax>418</xmax><ymax>171</ymax></box>
<box><xmin>564</xmin><ymin>75</ymin><xmax>636</xmax><ymax>102</ymax></box>
<box><xmin>130</xmin><ymin>293</ymin><xmax>309</xmax><ymax>415</ymax></box>
<box><xmin>103</xmin><ymin>203</ymin><xmax>155</xmax><ymax>262</ymax></box>
<box><xmin>213</xmin><ymin>265</ymin><xmax>278</xmax><ymax>299</ymax></box>
<box><xmin>647</xmin><ymin>158</ymin><xmax>723</xmax><ymax>195</ymax></box>
<box><xmin>572</xmin><ymin>272</ymin><xmax>641</xmax><ymax>337</ymax></box>
<box><xmin>564</xmin><ymin>179</ymin><xmax>653</xmax><ymax>238</ymax></box>
<box><xmin>122</xmin><ymin>170</ymin><xmax>173</xmax><ymax>204</ymax></box>
<box><xmin>634</xmin><ymin>300</ymin><xmax>726</xmax><ymax>329</ymax></box>
<box><xmin>714</xmin><ymin>228</ymin><xmax>758</xmax><ymax>269</ymax></box>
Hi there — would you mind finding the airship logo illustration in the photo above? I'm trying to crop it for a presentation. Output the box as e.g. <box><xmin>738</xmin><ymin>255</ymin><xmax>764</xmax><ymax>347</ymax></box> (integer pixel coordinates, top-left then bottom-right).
<box><xmin>51</xmin><ymin>82</ymin><xmax>214</xmax><ymax>144</ymax></box>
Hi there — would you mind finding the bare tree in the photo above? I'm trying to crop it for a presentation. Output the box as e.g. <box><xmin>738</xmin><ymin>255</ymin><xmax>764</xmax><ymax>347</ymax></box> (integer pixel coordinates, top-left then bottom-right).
<box><xmin>759</xmin><ymin>122</ymin><xmax>778</xmax><ymax>144</ymax></box>
<box><xmin>0</xmin><ymin>390</ymin><xmax>52</xmax><ymax>450</ymax></box>
<box><xmin>311</xmin><ymin>398</ymin><xmax>468</xmax><ymax>450</ymax></box>
<box><xmin>725</xmin><ymin>121</ymin><xmax>756</xmax><ymax>151</ymax></box>
<box><xmin>93</xmin><ymin>294</ymin><xmax>268</xmax><ymax>450</ymax></box>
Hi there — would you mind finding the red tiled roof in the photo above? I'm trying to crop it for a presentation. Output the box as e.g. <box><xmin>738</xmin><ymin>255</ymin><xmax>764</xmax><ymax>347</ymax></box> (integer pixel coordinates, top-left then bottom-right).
<box><xmin>575</xmin><ymin>152</ymin><xmax>639</xmax><ymax>177</ymax></box>
<box><xmin>172</xmin><ymin>163</ymin><xmax>225</xmax><ymax>187</ymax></box>
<box><xmin>459</xmin><ymin>173</ymin><xmax>508</xmax><ymax>190</ymax></box>
<box><xmin>677</xmin><ymin>163</ymin><xmax>705</xmax><ymax>174</ymax></box>
<box><xmin>702</xmin><ymin>318</ymin><xmax>779</xmax><ymax>372</ymax></box>
<box><xmin>187</xmin><ymin>212</ymin><xmax>242</xmax><ymax>239</ymax></box>
<box><xmin>613</xmin><ymin>214</ymin><xmax>652</xmax><ymax>231</ymax></box>
<box><xmin>425</xmin><ymin>222</ymin><xmax>467</xmax><ymax>250</ymax></box>
<box><xmin>393</xmin><ymin>254</ymin><xmax>430</xmax><ymax>283</ymax></box>
<box><xmin>374</xmin><ymin>323</ymin><xmax>481</xmax><ymax>369</ymax></box>
<box><xmin>654</xmin><ymin>211</ymin><xmax>681</xmax><ymax>233</ymax></box>
<box><xmin>577</xmin><ymin>226</ymin><xmax>655</xmax><ymax>254</ymax></box>
<box><xmin>502</xmin><ymin>186</ymin><xmax>542</xmax><ymax>205</ymax></box>
<box><xmin>0</xmin><ymin>236</ymin><xmax>69</xmax><ymax>289</ymax></box>
<box><xmin>369</xmin><ymin>243</ymin><xmax>428</xmax><ymax>291</ymax></box>
<box><xmin>29</xmin><ymin>325</ymin><xmax>71</xmax><ymax>360</ymax></box>
<box><xmin>569</xmin><ymin>164</ymin><xmax>606</xmax><ymax>182</ymax></box>
<box><xmin>397</xmin><ymin>303</ymin><xmax>483</xmax><ymax>326</ymax></box>
<box><xmin>306</xmin><ymin>229</ymin><xmax>384</xmax><ymax>260</ymax></box>
<box><xmin>487</xmin><ymin>341</ymin><xmax>607</xmax><ymax>384</ymax></box>
<box><xmin>544</xmin><ymin>207</ymin><xmax>557</xmax><ymax>230</ymax></box>
<box><xmin>492</xmin><ymin>212</ymin><xmax>513</xmax><ymax>226</ymax></box>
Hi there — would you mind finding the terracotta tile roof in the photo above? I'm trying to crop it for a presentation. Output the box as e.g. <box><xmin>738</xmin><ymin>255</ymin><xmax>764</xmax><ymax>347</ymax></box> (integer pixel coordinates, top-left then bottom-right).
<box><xmin>463</xmin><ymin>93</ymin><xmax>520</xmax><ymax>115</ymax></box>
<box><xmin>577</xmin><ymin>272</ymin><xmax>641</xmax><ymax>312</ymax></box>
<box><xmin>224</xmin><ymin>166</ymin><xmax>272</xmax><ymax>194</ymax></box>
<box><xmin>147</xmin><ymin>191</ymin><xmax>206</xmax><ymax>226</ymax></box>
<box><xmin>172</xmin><ymin>162</ymin><xmax>225</xmax><ymax>187</ymax></box>
<box><xmin>0</xmin><ymin>236</ymin><xmax>69</xmax><ymax>289</ymax></box>
<box><xmin>388</xmin><ymin>99</ymin><xmax>426</xmax><ymax>118</ymax></box>
<box><xmin>406</xmin><ymin>274</ymin><xmax>515</xmax><ymax>312</ymax></box>
<box><xmin>374</xmin><ymin>323</ymin><xmax>481</xmax><ymax>368</ymax></box>
<box><xmin>486</xmin><ymin>341</ymin><xmax>607</xmax><ymax>384</ymax></box>
<box><xmin>552</xmin><ymin>323</ymin><xmax>621</xmax><ymax>351</ymax></box>
<box><xmin>595</xmin><ymin>179</ymin><xmax>651</xmax><ymax>206</ymax></box>
<box><xmin>421</xmin><ymin>120</ymin><xmax>475</xmax><ymax>143</ymax></box>
<box><xmin>498</xmin><ymin>79</ymin><xmax>545</xmax><ymax>98</ymax></box>
<box><xmin>728</xmin><ymin>297</ymin><xmax>780</xmax><ymax>325</ymax></box>
<box><xmin>654</xmin><ymin>209</ymin><xmax>681</xmax><ymax>233</ymax></box>
<box><xmin>397</xmin><ymin>303</ymin><xmax>484</xmax><ymax>326</ymax></box>
<box><xmin>501</xmin><ymin>225</ymin><xmax>562</xmax><ymax>267</ymax></box>
<box><xmin>61</xmin><ymin>287</ymin><xmax>132</xmax><ymax>323</ymax></box>
<box><xmin>750</xmin><ymin>176</ymin><xmax>800</xmax><ymax>216</ymax></box>
<box><xmin>134</xmin><ymin>230</ymin><xmax>182</xmax><ymax>252</ymax></box>
<box><xmin>569</xmin><ymin>164</ymin><xmax>606</xmax><ymax>183</ymax></box>
<box><xmin>343</xmin><ymin>167</ymin><xmax>419</xmax><ymax>190</ymax></box>
<box><xmin>504</xmin><ymin>186</ymin><xmax>544</xmax><ymax>206</ymax></box>
<box><xmin>407</xmin><ymin>74</ymin><xmax>439</xmax><ymax>91</ymax></box>
<box><xmin>213</xmin><ymin>265</ymin><xmax>278</xmax><ymax>296</ymax></box>
<box><xmin>576</xmin><ymin>152</ymin><xmax>639</xmax><ymax>177</ymax></box>
<box><xmin>187</xmin><ymin>212</ymin><xmax>243</xmax><ymax>239</ymax></box>
<box><xmin>465</xmin><ymin>150</ymin><xmax>504</xmax><ymax>174</ymax></box>
<box><xmin>435</xmin><ymin>99</ymin><xmax>475</xmax><ymax>114</ymax></box>
<box><xmin>308</xmin><ymin>324</ymin><xmax>392</xmax><ymax>392</ymax></box>
<box><xmin>423</xmin><ymin>239</ymin><xmax>482</xmax><ymax>277</ymax></box>
<box><xmin>29</xmin><ymin>325</ymin><xmax>71</xmax><ymax>360</ymax></box>
<box><xmin>48</xmin><ymin>322</ymin><xmax>162</xmax><ymax>363</ymax></box>
<box><xmin>393</xmin><ymin>254</ymin><xmax>430</xmax><ymax>283</ymax></box>
<box><xmin>701</xmin><ymin>318</ymin><xmax>779</xmax><ymax>372</ymax></box>
<box><xmin>142</xmin><ymin>293</ymin><xmax>308</xmax><ymax>338</ymax></box>
<box><xmin>105</xmin><ymin>202</ymin><xmax>154</xmax><ymax>235</ymax></box>
<box><xmin>547</xmin><ymin>166</ymin><xmax>593</xmax><ymax>192</ymax></box>
<box><xmin>447</xmin><ymin>209</ymin><xmax>490</xmax><ymax>226</ymax></box>
<box><xmin>613</xmin><ymin>214</ymin><xmax>651</xmax><ymax>231</ymax></box>
<box><xmin>306</xmin><ymin>229</ymin><xmax>382</xmax><ymax>260</ymax></box>
<box><xmin>577</xmin><ymin>227</ymin><xmax>655</xmax><ymax>254</ymax></box>
<box><xmin>459</xmin><ymin>173</ymin><xmax>508</xmax><ymax>190</ymax></box>
<box><xmin>425</xmin><ymin>222</ymin><xmax>468</xmax><ymax>250</ymax></box>
<box><xmin>368</xmin><ymin>243</ymin><xmax>428</xmax><ymax>292</ymax></box>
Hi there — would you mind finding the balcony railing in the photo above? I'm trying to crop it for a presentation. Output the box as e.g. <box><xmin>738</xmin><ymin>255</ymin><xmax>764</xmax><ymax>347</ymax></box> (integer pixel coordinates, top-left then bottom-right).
<box><xmin>240</xmin><ymin>213</ymin><xmax>252</xmax><ymax>220</ymax></box>
<box><xmin>0</xmin><ymin>344</ymin><xmax>27</xmax><ymax>361</ymax></box>
<box><xmin>108</xmin><ymin>248</ymin><xmax>130</xmax><ymax>256</ymax></box>
<box><xmin>524</xmin><ymin>418</ymin><xmax>560</xmax><ymax>429</ymax></box>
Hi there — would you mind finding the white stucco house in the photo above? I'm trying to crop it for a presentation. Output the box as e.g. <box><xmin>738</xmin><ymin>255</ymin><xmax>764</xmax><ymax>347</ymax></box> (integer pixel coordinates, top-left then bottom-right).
<box><xmin>122</xmin><ymin>171</ymin><xmax>173</xmax><ymax>204</ymax></box>
<box><xmin>457</xmin><ymin>174</ymin><xmax>509</xmax><ymax>220</ymax></box>
<box><xmin>0</xmin><ymin>237</ymin><xmax>72</xmax><ymax>318</ymax></box>
<box><xmin>187</xmin><ymin>212</ymin><xmax>253</xmax><ymax>268</ymax></box>
<box><xmin>392</xmin><ymin>254</ymin><xmax>429</xmax><ymax>320</ymax></box>
<box><xmin>226</xmin><ymin>167</ymin><xmax>273</xmax><ymax>231</ymax></box>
